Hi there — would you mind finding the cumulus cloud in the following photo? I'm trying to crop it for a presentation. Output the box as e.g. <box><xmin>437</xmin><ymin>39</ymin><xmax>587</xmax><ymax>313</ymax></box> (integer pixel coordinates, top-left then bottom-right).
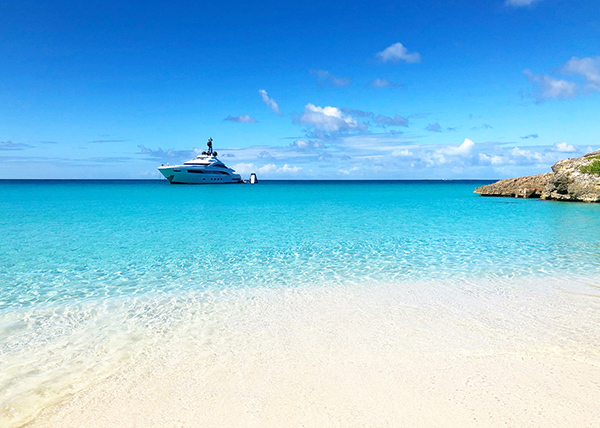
<box><xmin>279</xmin><ymin>164</ymin><xmax>302</xmax><ymax>173</ymax></box>
<box><xmin>229</xmin><ymin>163</ymin><xmax>256</xmax><ymax>175</ymax></box>
<box><xmin>376</xmin><ymin>42</ymin><xmax>421</xmax><ymax>64</ymax></box>
<box><xmin>511</xmin><ymin>147</ymin><xmax>544</xmax><ymax>162</ymax></box>
<box><xmin>258</xmin><ymin>89</ymin><xmax>282</xmax><ymax>115</ymax></box>
<box><xmin>426</xmin><ymin>123</ymin><xmax>442</xmax><ymax>132</ymax></box>
<box><xmin>479</xmin><ymin>153</ymin><xmax>505</xmax><ymax>166</ymax></box>
<box><xmin>418</xmin><ymin>138</ymin><xmax>478</xmax><ymax>168</ymax></box>
<box><xmin>525</xmin><ymin>57</ymin><xmax>600</xmax><ymax>102</ymax></box>
<box><xmin>310</xmin><ymin>70</ymin><xmax>351</xmax><ymax>87</ymax></box>
<box><xmin>560</xmin><ymin>56</ymin><xmax>600</xmax><ymax>92</ymax></box>
<box><xmin>554</xmin><ymin>142</ymin><xmax>577</xmax><ymax>153</ymax></box>
<box><xmin>505</xmin><ymin>0</ymin><xmax>540</xmax><ymax>6</ymax></box>
<box><xmin>439</xmin><ymin>138</ymin><xmax>475</xmax><ymax>156</ymax></box>
<box><xmin>367</xmin><ymin>78</ymin><xmax>399</xmax><ymax>88</ymax></box>
<box><xmin>524</xmin><ymin>69</ymin><xmax>577</xmax><ymax>102</ymax></box>
<box><xmin>416</xmin><ymin>139</ymin><xmax>570</xmax><ymax>172</ymax></box>
<box><xmin>293</xmin><ymin>107</ymin><xmax>410</xmax><ymax>135</ymax></box>
<box><xmin>224</xmin><ymin>114</ymin><xmax>257</xmax><ymax>123</ymax></box>
<box><xmin>139</xmin><ymin>133</ymin><xmax>587</xmax><ymax>180</ymax></box>
<box><xmin>296</xmin><ymin>104</ymin><xmax>361</xmax><ymax>133</ymax></box>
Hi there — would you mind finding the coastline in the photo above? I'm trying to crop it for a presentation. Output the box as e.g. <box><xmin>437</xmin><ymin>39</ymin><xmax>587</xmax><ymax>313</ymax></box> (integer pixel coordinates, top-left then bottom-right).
<box><xmin>2</xmin><ymin>180</ymin><xmax>599</xmax><ymax>427</ymax></box>
<box><xmin>17</xmin><ymin>276</ymin><xmax>600</xmax><ymax>428</ymax></box>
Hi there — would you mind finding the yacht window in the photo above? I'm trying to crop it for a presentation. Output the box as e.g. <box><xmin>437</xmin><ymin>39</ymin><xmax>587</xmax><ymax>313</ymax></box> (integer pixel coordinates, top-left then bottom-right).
<box><xmin>187</xmin><ymin>169</ymin><xmax>205</xmax><ymax>174</ymax></box>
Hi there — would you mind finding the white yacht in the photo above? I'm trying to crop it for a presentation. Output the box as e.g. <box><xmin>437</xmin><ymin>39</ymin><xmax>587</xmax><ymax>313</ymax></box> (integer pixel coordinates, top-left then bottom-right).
<box><xmin>158</xmin><ymin>138</ymin><xmax>244</xmax><ymax>184</ymax></box>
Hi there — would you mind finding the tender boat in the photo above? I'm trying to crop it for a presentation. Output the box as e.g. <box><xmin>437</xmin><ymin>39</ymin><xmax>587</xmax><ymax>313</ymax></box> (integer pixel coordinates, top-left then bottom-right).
<box><xmin>158</xmin><ymin>138</ymin><xmax>244</xmax><ymax>184</ymax></box>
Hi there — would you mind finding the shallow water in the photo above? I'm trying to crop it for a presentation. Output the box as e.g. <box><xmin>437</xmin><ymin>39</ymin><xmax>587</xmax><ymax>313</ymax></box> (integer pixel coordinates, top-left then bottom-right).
<box><xmin>1</xmin><ymin>180</ymin><xmax>599</xmax><ymax>426</ymax></box>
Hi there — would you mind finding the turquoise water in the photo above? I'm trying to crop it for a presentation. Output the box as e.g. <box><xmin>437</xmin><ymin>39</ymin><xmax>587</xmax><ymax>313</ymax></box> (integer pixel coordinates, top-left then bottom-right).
<box><xmin>2</xmin><ymin>180</ymin><xmax>600</xmax><ymax>309</ymax></box>
<box><xmin>1</xmin><ymin>180</ymin><xmax>600</xmax><ymax>425</ymax></box>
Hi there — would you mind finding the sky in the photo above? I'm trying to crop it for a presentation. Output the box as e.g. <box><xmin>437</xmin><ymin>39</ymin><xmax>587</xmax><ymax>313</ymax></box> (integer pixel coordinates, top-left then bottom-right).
<box><xmin>1</xmin><ymin>0</ymin><xmax>599</xmax><ymax>179</ymax></box>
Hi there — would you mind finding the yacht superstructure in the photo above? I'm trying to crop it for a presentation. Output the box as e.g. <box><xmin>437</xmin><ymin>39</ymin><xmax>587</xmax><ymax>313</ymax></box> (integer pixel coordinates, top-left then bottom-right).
<box><xmin>158</xmin><ymin>138</ymin><xmax>244</xmax><ymax>184</ymax></box>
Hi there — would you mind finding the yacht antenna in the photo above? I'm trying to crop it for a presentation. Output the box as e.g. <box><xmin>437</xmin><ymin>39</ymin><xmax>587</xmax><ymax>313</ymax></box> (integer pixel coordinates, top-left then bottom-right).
<box><xmin>207</xmin><ymin>137</ymin><xmax>214</xmax><ymax>155</ymax></box>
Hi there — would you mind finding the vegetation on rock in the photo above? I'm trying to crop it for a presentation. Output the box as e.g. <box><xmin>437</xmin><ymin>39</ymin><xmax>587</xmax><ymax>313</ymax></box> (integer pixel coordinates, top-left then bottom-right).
<box><xmin>580</xmin><ymin>159</ymin><xmax>600</xmax><ymax>175</ymax></box>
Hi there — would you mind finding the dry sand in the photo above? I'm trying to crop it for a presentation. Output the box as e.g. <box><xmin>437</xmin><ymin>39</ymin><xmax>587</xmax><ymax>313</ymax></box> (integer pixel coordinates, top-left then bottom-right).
<box><xmin>27</xmin><ymin>279</ymin><xmax>600</xmax><ymax>427</ymax></box>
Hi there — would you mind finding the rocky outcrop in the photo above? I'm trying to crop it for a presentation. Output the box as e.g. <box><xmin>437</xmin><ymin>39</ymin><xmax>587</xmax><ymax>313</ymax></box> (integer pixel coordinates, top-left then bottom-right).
<box><xmin>474</xmin><ymin>173</ymin><xmax>552</xmax><ymax>199</ymax></box>
<box><xmin>542</xmin><ymin>150</ymin><xmax>600</xmax><ymax>202</ymax></box>
<box><xmin>474</xmin><ymin>150</ymin><xmax>600</xmax><ymax>202</ymax></box>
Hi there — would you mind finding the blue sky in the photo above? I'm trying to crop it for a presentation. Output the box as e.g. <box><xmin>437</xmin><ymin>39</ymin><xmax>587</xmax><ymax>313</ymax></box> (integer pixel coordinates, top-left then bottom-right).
<box><xmin>1</xmin><ymin>0</ymin><xmax>599</xmax><ymax>179</ymax></box>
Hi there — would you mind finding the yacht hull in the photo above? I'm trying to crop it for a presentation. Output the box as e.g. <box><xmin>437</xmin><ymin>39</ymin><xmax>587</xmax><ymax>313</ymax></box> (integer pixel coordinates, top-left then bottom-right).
<box><xmin>158</xmin><ymin>166</ymin><xmax>243</xmax><ymax>184</ymax></box>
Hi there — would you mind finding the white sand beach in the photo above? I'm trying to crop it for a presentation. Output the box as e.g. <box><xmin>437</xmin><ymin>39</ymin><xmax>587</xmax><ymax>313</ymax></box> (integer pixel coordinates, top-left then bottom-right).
<box><xmin>28</xmin><ymin>278</ymin><xmax>600</xmax><ymax>427</ymax></box>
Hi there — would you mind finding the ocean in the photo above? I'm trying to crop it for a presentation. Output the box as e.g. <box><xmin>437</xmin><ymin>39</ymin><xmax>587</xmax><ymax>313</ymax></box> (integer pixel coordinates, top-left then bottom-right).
<box><xmin>1</xmin><ymin>180</ymin><xmax>599</xmax><ymax>427</ymax></box>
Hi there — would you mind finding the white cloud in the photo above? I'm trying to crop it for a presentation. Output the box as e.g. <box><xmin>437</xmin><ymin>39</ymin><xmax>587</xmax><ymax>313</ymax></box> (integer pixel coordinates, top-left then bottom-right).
<box><xmin>391</xmin><ymin>149</ymin><xmax>413</xmax><ymax>157</ymax></box>
<box><xmin>511</xmin><ymin>147</ymin><xmax>543</xmax><ymax>162</ymax></box>
<box><xmin>143</xmin><ymin>133</ymin><xmax>586</xmax><ymax>180</ymax></box>
<box><xmin>524</xmin><ymin>57</ymin><xmax>600</xmax><ymax>102</ymax></box>
<box><xmin>280</xmin><ymin>164</ymin><xmax>302</xmax><ymax>173</ymax></box>
<box><xmin>232</xmin><ymin>161</ymin><xmax>303</xmax><ymax>176</ymax></box>
<box><xmin>505</xmin><ymin>0</ymin><xmax>540</xmax><ymax>6</ymax></box>
<box><xmin>439</xmin><ymin>138</ymin><xmax>475</xmax><ymax>156</ymax></box>
<box><xmin>297</xmin><ymin>104</ymin><xmax>360</xmax><ymax>132</ymax></box>
<box><xmin>554</xmin><ymin>142</ymin><xmax>577</xmax><ymax>153</ymax></box>
<box><xmin>231</xmin><ymin>162</ymin><xmax>301</xmax><ymax>176</ymax></box>
<box><xmin>425</xmin><ymin>152</ymin><xmax>447</xmax><ymax>166</ymax></box>
<box><xmin>310</xmin><ymin>70</ymin><xmax>351</xmax><ymax>87</ymax></box>
<box><xmin>257</xmin><ymin>163</ymin><xmax>302</xmax><ymax>174</ymax></box>
<box><xmin>258</xmin><ymin>89</ymin><xmax>282</xmax><ymax>115</ymax></box>
<box><xmin>479</xmin><ymin>153</ymin><xmax>505</xmax><ymax>165</ymax></box>
<box><xmin>258</xmin><ymin>164</ymin><xmax>276</xmax><ymax>174</ymax></box>
<box><xmin>524</xmin><ymin>69</ymin><xmax>577</xmax><ymax>102</ymax></box>
<box><xmin>368</xmin><ymin>78</ymin><xmax>398</xmax><ymax>88</ymax></box>
<box><xmin>339</xmin><ymin>166</ymin><xmax>360</xmax><ymax>175</ymax></box>
<box><xmin>231</xmin><ymin>162</ymin><xmax>257</xmax><ymax>175</ymax></box>
<box><xmin>561</xmin><ymin>56</ymin><xmax>600</xmax><ymax>92</ymax></box>
<box><xmin>223</xmin><ymin>114</ymin><xmax>257</xmax><ymax>123</ymax></box>
<box><xmin>376</xmin><ymin>42</ymin><xmax>421</xmax><ymax>64</ymax></box>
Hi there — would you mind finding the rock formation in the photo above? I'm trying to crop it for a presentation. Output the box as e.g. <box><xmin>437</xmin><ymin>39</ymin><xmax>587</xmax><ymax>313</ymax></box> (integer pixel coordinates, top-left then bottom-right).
<box><xmin>473</xmin><ymin>173</ymin><xmax>552</xmax><ymax>199</ymax></box>
<box><xmin>474</xmin><ymin>150</ymin><xmax>600</xmax><ymax>203</ymax></box>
